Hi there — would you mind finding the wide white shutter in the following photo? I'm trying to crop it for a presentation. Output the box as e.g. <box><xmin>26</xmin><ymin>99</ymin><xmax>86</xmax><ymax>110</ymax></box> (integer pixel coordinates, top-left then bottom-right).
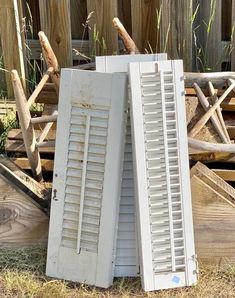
<box><xmin>46</xmin><ymin>69</ymin><xmax>127</xmax><ymax>288</ymax></box>
<box><xmin>96</xmin><ymin>54</ymin><xmax>167</xmax><ymax>277</ymax></box>
<box><xmin>129</xmin><ymin>60</ymin><xmax>197</xmax><ymax>291</ymax></box>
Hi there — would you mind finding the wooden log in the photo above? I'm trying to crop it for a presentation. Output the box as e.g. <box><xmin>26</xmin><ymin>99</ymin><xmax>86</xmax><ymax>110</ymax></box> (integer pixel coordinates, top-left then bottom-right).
<box><xmin>112</xmin><ymin>17</ymin><xmax>139</xmax><ymax>54</ymax></box>
<box><xmin>188</xmin><ymin>137</ymin><xmax>235</xmax><ymax>153</ymax></box>
<box><xmin>38</xmin><ymin>31</ymin><xmax>60</xmax><ymax>93</ymax></box>
<box><xmin>0</xmin><ymin>0</ymin><xmax>26</xmax><ymax>98</ymax></box>
<box><xmin>208</xmin><ymin>81</ymin><xmax>231</xmax><ymax>143</ymax></box>
<box><xmin>189</xmin><ymin>81</ymin><xmax>235</xmax><ymax>138</ymax></box>
<box><xmin>86</xmin><ymin>0</ymin><xmax>118</xmax><ymax>55</ymax></box>
<box><xmin>194</xmin><ymin>83</ymin><xmax>228</xmax><ymax>143</ymax></box>
<box><xmin>191</xmin><ymin>174</ymin><xmax>235</xmax><ymax>265</ymax></box>
<box><xmin>39</xmin><ymin>0</ymin><xmax>72</xmax><ymax>68</ymax></box>
<box><xmin>31</xmin><ymin>114</ymin><xmax>58</xmax><ymax>125</ymax></box>
<box><xmin>0</xmin><ymin>172</ymin><xmax>48</xmax><ymax>248</ymax></box>
<box><xmin>27</xmin><ymin>67</ymin><xmax>54</xmax><ymax>108</ymax></box>
<box><xmin>11</xmin><ymin>70</ymin><xmax>42</xmax><ymax>182</ymax></box>
<box><xmin>184</xmin><ymin>72</ymin><xmax>235</xmax><ymax>88</ymax></box>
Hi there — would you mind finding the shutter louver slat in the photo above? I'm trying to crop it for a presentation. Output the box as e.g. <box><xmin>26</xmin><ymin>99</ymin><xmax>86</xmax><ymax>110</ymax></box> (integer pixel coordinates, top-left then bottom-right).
<box><xmin>96</xmin><ymin>53</ymin><xmax>168</xmax><ymax>277</ymax></box>
<box><xmin>129</xmin><ymin>60</ymin><xmax>197</xmax><ymax>291</ymax></box>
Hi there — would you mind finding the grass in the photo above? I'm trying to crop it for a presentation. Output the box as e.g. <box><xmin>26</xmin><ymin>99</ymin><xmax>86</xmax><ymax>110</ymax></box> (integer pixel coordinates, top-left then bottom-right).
<box><xmin>0</xmin><ymin>246</ymin><xmax>234</xmax><ymax>298</ymax></box>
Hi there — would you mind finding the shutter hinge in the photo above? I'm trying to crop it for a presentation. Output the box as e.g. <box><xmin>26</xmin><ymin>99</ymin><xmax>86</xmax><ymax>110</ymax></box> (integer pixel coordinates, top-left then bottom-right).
<box><xmin>52</xmin><ymin>189</ymin><xmax>58</xmax><ymax>201</ymax></box>
<box><xmin>192</xmin><ymin>254</ymin><xmax>199</xmax><ymax>277</ymax></box>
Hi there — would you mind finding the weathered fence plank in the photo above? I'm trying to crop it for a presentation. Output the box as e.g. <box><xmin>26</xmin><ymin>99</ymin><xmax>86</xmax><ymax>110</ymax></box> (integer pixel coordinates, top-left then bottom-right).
<box><xmin>131</xmin><ymin>0</ymin><xmax>159</xmax><ymax>53</ymax></box>
<box><xmin>118</xmin><ymin>0</ymin><xmax>132</xmax><ymax>38</ymax></box>
<box><xmin>71</xmin><ymin>0</ymin><xmax>88</xmax><ymax>40</ymax></box>
<box><xmin>39</xmin><ymin>0</ymin><xmax>72</xmax><ymax>68</ymax></box>
<box><xmin>159</xmin><ymin>0</ymin><xmax>193</xmax><ymax>71</ymax></box>
<box><xmin>0</xmin><ymin>0</ymin><xmax>25</xmax><ymax>99</ymax></box>
<box><xmin>232</xmin><ymin>0</ymin><xmax>235</xmax><ymax>70</ymax></box>
<box><xmin>86</xmin><ymin>0</ymin><xmax>118</xmax><ymax>55</ymax></box>
<box><xmin>194</xmin><ymin>0</ymin><xmax>222</xmax><ymax>71</ymax></box>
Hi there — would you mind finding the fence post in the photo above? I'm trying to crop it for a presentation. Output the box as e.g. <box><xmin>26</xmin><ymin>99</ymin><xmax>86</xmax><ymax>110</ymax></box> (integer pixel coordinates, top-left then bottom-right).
<box><xmin>159</xmin><ymin>0</ymin><xmax>193</xmax><ymax>71</ymax></box>
<box><xmin>232</xmin><ymin>0</ymin><xmax>235</xmax><ymax>71</ymax></box>
<box><xmin>194</xmin><ymin>0</ymin><xmax>222</xmax><ymax>72</ymax></box>
<box><xmin>0</xmin><ymin>0</ymin><xmax>26</xmax><ymax>99</ymax></box>
<box><xmin>131</xmin><ymin>0</ymin><xmax>159</xmax><ymax>54</ymax></box>
<box><xmin>39</xmin><ymin>0</ymin><xmax>72</xmax><ymax>68</ymax></box>
<box><xmin>86</xmin><ymin>0</ymin><xmax>118</xmax><ymax>56</ymax></box>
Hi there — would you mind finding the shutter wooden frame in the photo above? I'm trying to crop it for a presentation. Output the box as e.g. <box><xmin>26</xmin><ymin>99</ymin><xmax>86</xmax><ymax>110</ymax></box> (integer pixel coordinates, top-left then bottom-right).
<box><xmin>96</xmin><ymin>54</ymin><xmax>168</xmax><ymax>277</ymax></box>
<box><xmin>46</xmin><ymin>69</ymin><xmax>128</xmax><ymax>288</ymax></box>
<box><xmin>129</xmin><ymin>60</ymin><xmax>197</xmax><ymax>291</ymax></box>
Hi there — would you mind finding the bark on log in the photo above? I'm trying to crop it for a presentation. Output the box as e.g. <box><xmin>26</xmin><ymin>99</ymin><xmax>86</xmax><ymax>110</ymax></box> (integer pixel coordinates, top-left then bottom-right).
<box><xmin>38</xmin><ymin>31</ymin><xmax>60</xmax><ymax>93</ymax></box>
<box><xmin>188</xmin><ymin>137</ymin><xmax>235</xmax><ymax>153</ymax></box>
<box><xmin>113</xmin><ymin>17</ymin><xmax>140</xmax><ymax>54</ymax></box>
<box><xmin>185</xmin><ymin>72</ymin><xmax>235</xmax><ymax>88</ymax></box>
<box><xmin>11</xmin><ymin>70</ymin><xmax>42</xmax><ymax>182</ymax></box>
<box><xmin>189</xmin><ymin>82</ymin><xmax>235</xmax><ymax>138</ymax></box>
<box><xmin>194</xmin><ymin>83</ymin><xmax>228</xmax><ymax>143</ymax></box>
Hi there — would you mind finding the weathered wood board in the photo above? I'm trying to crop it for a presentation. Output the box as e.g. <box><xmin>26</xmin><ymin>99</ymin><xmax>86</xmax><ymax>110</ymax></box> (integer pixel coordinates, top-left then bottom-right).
<box><xmin>191</xmin><ymin>174</ymin><xmax>235</xmax><ymax>265</ymax></box>
<box><xmin>0</xmin><ymin>173</ymin><xmax>49</xmax><ymax>248</ymax></box>
<box><xmin>191</xmin><ymin>163</ymin><xmax>235</xmax><ymax>265</ymax></box>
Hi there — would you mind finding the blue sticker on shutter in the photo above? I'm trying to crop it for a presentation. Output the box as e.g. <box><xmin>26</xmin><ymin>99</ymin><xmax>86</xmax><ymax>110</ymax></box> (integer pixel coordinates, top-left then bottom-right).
<box><xmin>172</xmin><ymin>276</ymin><xmax>180</xmax><ymax>284</ymax></box>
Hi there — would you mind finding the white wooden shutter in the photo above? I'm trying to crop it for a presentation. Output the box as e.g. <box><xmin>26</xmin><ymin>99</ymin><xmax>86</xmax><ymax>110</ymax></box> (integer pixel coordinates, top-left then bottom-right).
<box><xmin>96</xmin><ymin>54</ymin><xmax>167</xmax><ymax>277</ymax></box>
<box><xmin>46</xmin><ymin>69</ymin><xmax>127</xmax><ymax>288</ymax></box>
<box><xmin>129</xmin><ymin>60</ymin><xmax>197</xmax><ymax>291</ymax></box>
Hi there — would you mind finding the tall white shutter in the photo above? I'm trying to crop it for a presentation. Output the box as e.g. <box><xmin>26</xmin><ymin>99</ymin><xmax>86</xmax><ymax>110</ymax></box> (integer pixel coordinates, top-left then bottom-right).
<box><xmin>46</xmin><ymin>69</ymin><xmax>127</xmax><ymax>288</ymax></box>
<box><xmin>96</xmin><ymin>54</ymin><xmax>167</xmax><ymax>277</ymax></box>
<box><xmin>129</xmin><ymin>60</ymin><xmax>197</xmax><ymax>291</ymax></box>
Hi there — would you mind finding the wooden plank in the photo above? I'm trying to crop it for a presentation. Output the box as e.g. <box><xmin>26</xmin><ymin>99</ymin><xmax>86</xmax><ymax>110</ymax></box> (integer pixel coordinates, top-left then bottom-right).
<box><xmin>232</xmin><ymin>0</ymin><xmax>235</xmax><ymax>71</ymax></box>
<box><xmin>0</xmin><ymin>156</ymin><xmax>49</xmax><ymax>202</ymax></box>
<box><xmin>12</xmin><ymin>157</ymin><xmax>54</xmax><ymax>172</ymax></box>
<box><xmin>5</xmin><ymin>139</ymin><xmax>55</xmax><ymax>153</ymax></box>
<box><xmin>118</xmin><ymin>0</ymin><xmax>132</xmax><ymax>37</ymax></box>
<box><xmin>191</xmin><ymin>162</ymin><xmax>235</xmax><ymax>204</ymax></box>
<box><xmin>191</xmin><ymin>175</ymin><xmax>235</xmax><ymax>265</ymax></box>
<box><xmin>194</xmin><ymin>0</ymin><xmax>222</xmax><ymax>71</ymax></box>
<box><xmin>131</xmin><ymin>0</ymin><xmax>159</xmax><ymax>53</ymax></box>
<box><xmin>8</xmin><ymin>128</ymin><xmax>56</xmax><ymax>140</ymax></box>
<box><xmin>0</xmin><ymin>0</ymin><xmax>26</xmax><ymax>99</ymax></box>
<box><xmin>160</xmin><ymin>0</ymin><xmax>192</xmax><ymax>71</ymax></box>
<box><xmin>27</xmin><ymin>39</ymin><xmax>90</xmax><ymax>61</ymax></box>
<box><xmin>86</xmin><ymin>0</ymin><xmax>118</xmax><ymax>55</ymax></box>
<box><xmin>0</xmin><ymin>172</ymin><xmax>48</xmax><ymax>248</ymax></box>
<box><xmin>39</xmin><ymin>0</ymin><xmax>72</xmax><ymax>68</ymax></box>
<box><xmin>221</xmin><ymin>97</ymin><xmax>235</xmax><ymax>111</ymax></box>
<box><xmin>226</xmin><ymin>125</ymin><xmax>235</xmax><ymax>139</ymax></box>
<box><xmin>213</xmin><ymin>169</ymin><xmax>235</xmax><ymax>182</ymax></box>
<box><xmin>70</xmin><ymin>0</ymin><xmax>88</xmax><ymax>40</ymax></box>
<box><xmin>23</xmin><ymin>0</ymin><xmax>41</xmax><ymax>39</ymax></box>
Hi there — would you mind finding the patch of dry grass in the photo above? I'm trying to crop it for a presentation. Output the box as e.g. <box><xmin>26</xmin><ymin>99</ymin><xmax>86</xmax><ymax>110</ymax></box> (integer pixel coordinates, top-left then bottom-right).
<box><xmin>0</xmin><ymin>246</ymin><xmax>234</xmax><ymax>298</ymax></box>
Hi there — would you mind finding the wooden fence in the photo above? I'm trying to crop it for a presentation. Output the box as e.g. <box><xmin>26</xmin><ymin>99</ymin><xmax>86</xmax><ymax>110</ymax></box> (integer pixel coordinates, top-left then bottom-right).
<box><xmin>0</xmin><ymin>0</ymin><xmax>235</xmax><ymax>99</ymax></box>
